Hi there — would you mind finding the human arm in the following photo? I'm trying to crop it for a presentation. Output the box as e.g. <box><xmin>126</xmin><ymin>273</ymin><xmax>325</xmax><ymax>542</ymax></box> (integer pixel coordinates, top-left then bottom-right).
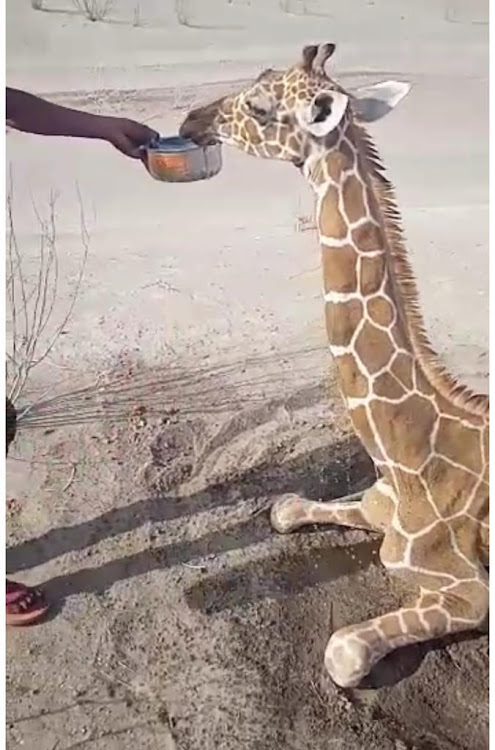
<box><xmin>6</xmin><ymin>87</ymin><xmax>158</xmax><ymax>159</ymax></box>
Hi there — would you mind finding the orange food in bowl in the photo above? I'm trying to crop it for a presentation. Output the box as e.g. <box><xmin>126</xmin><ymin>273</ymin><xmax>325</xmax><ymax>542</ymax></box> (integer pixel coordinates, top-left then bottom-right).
<box><xmin>142</xmin><ymin>136</ymin><xmax>222</xmax><ymax>183</ymax></box>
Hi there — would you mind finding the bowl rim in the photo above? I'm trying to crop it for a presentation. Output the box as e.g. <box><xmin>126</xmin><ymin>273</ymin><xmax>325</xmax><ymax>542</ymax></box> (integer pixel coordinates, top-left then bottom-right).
<box><xmin>146</xmin><ymin>135</ymin><xmax>220</xmax><ymax>154</ymax></box>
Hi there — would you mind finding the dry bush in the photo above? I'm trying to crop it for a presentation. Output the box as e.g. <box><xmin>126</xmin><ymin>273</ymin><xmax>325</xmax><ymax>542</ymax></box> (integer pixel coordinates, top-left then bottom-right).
<box><xmin>132</xmin><ymin>2</ymin><xmax>142</xmax><ymax>27</ymax></box>
<box><xmin>279</xmin><ymin>0</ymin><xmax>330</xmax><ymax>16</ymax></box>
<box><xmin>175</xmin><ymin>0</ymin><xmax>190</xmax><ymax>25</ymax></box>
<box><xmin>72</xmin><ymin>0</ymin><xmax>113</xmax><ymax>22</ymax></box>
<box><xmin>6</xmin><ymin>180</ymin><xmax>89</xmax><ymax>407</ymax></box>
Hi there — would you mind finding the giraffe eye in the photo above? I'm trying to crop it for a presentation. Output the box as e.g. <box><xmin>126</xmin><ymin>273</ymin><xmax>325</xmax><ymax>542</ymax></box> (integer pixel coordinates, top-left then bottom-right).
<box><xmin>246</xmin><ymin>100</ymin><xmax>270</xmax><ymax>121</ymax></box>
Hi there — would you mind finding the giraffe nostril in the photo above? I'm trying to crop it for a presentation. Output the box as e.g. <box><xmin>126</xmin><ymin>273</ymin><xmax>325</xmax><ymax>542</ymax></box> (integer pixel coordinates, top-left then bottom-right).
<box><xmin>179</xmin><ymin>119</ymin><xmax>201</xmax><ymax>141</ymax></box>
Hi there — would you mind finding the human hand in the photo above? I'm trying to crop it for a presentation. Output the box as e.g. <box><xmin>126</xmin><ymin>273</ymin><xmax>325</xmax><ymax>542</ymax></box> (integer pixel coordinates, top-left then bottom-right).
<box><xmin>100</xmin><ymin>117</ymin><xmax>158</xmax><ymax>159</ymax></box>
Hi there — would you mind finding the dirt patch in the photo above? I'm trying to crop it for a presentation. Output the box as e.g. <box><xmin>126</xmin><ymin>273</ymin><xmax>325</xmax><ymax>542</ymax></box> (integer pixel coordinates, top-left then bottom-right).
<box><xmin>6</xmin><ymin>363</ymin><xmax>488</xmax><ymax>750</ymax></box>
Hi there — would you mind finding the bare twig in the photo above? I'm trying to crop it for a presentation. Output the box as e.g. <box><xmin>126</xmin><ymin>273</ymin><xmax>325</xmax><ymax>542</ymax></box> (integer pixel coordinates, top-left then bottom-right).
<box><xmin>251</xmin><ymin>501</ymin><xmax>272</xmax><ymax>517</ymax></box>
<box><xmin>309</xmin><ymin>679</ymin><xmax>327</xmax><ymax>707</ymax></box>
<box><xmin>6</xmin><ymin>178</ymin><xmax>90</xmax><ymax>405</ymax></box>
<box><xmin>132</xmin><ymin>2</ymin><xmax>142</xmax><ymax>26</ymax></box>
<box><xmin>72</xmin><ymin>0</ymin><xmax>113</xmax><ymax>22</ymax></box>
<box><xmin>175</xmin><ymin>0</ymin><xmax>190</xmax><ymax>25</ymax></box>
<box><xmin>182</xmin><ymin>562</ymin><xmax>207</xmax><ymax>571</ymax></box>
<box><xmin>62</xmin><ymin>464</ymin><xmax>77</xmax><ymax>492</ymax></box>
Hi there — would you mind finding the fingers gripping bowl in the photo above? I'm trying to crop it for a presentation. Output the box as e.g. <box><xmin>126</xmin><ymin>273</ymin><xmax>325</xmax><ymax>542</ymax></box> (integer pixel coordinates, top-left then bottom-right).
<box><xmin>142</xmin><ymin>136</ymin><xmax>222</xmax><ymax>182</ymax></box>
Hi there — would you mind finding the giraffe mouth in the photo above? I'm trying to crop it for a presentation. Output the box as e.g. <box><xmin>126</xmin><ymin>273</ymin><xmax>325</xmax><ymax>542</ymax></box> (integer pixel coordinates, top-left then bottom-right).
<box><xmin>181</xmin><ymin>129</ymin><xmax>220</xmax><ymax>147</ymax></box>
<box><xmin>179</xmin><ymin>116</ymin><xmax>219</xmax><ymax>147</ymax></box>
<box><xmin>194</xmin><ymin>134</ymin><xmax>220</xmax><ymax>147</ymax></box>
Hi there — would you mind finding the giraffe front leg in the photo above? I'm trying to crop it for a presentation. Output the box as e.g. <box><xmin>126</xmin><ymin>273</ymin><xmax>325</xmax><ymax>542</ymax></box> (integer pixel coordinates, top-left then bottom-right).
<box><xmin>270</xmin><ymin>478</ymin><xmax>393</xmax><ymax>535</ymax></box>
<box><xmin>324</xmin><ymin>578</ymin><xmax>489</xmax><ymax>688</ymax></box>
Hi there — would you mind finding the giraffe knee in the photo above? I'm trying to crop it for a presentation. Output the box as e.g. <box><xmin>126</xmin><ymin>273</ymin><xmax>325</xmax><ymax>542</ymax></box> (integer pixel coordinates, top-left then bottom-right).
<box><xmin>270</xmin><ymin>494</ymin><xmax>307</xmax><ymax>534</ymax></box>
<box><xmin>324</xmin><ymin>631</ymin><xmax>371</xmax><ymax>688</ymax></box>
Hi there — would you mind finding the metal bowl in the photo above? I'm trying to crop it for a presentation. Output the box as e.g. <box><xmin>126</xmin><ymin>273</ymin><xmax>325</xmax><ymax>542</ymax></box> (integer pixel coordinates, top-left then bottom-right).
<box><xmin>143</xmin><ymin>136</ymin><xmax>222</xmax><ymax>183</ymax></box>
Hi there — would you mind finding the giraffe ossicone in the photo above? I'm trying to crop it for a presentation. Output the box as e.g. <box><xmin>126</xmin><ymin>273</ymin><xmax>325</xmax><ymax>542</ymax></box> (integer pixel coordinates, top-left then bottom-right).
<box><xmin>180</xmin><ymin>43</ymin><xmax>489</xmax><ymax>689</ymax></box>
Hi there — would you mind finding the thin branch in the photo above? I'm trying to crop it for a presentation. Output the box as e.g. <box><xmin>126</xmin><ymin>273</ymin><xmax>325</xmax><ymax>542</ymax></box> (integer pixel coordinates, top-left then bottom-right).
<box><xmin>6</xmin><ymin>179</ymin><xmax>90</xmax><ymax>404</ymax></box>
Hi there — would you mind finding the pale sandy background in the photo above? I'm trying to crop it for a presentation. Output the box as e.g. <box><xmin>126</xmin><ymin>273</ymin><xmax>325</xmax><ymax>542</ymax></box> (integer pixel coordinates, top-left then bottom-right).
<box><xmin>6</xmin><ymin>2</ymin><xmax>488</xmax><ymax>749</ymax></box>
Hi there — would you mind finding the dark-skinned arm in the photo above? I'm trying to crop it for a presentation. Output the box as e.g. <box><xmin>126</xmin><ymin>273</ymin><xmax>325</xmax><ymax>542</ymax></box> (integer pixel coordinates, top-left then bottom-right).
<box><xmin>6</xmin><ymin>87</ymin><xmax>158</xmax><ymax>159</ymax></box>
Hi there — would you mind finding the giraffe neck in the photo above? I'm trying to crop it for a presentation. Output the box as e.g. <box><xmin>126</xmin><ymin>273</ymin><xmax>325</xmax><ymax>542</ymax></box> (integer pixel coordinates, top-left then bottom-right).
<box><xmin>307</xmin><ymin>128</ymin><xmax>412</xmax><ymax>399</ymax></box>
<box><xmin>304</xmin><ymin>122</ymin><xmax>488</xmax><ymax>423</ymax></box>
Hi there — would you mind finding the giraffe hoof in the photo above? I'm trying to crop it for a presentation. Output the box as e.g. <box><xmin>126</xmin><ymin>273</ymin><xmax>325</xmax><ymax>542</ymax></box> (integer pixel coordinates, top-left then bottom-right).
<box><xmin>270</xmin><ymin>494</ymin><xmax>307</xmax><ymax>534</ymax></box>
<box><xmin>324</xmin><ymin>632</ymin><xmax>370</xmax><ymax>689</ymax></box>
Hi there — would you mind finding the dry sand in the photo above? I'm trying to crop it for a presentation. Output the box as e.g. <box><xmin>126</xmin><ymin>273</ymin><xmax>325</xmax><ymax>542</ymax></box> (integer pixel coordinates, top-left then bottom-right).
<box><xmin>6</xmin><ymin>1</ymin><xmax>488</xmax><ymax>748</ymax></box>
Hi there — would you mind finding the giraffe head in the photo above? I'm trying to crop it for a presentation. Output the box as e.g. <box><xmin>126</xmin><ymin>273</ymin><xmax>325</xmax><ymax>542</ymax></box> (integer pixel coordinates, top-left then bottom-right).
<box><xmin>180</xmin><ymin>43</ymin><xmax>411</xmax><ymax>168</ymax></box>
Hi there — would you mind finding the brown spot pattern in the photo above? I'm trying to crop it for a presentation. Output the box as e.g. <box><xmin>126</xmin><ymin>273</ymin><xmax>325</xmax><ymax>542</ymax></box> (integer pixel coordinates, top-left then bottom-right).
<box><xmin>394</xmin><ymin>470</ymin><xmax>438</xmax><ymax>533</ymax></box>
<box><xmin>434</xmin><ymin>417</ymin><xmax>482</xmax><ymax>474</ymax></box>
<box><xmin>379</xmin><ymin>614</ymin><xmax>401</xmax><ymax>639</ymax></box>
<box><xmin>367</xmin><ymin>296</ymin><xmax>395</xmax><ymax>327</ymax></box>
<box><xmin>349</xmin><ymin>405</ymin><xmax>384</xmax><ymax>460</ymax></box>
<box><xmin>419</xmin><ymin>592</ymin><xmax>441</xmax><ymax>608</ymax></box>
<box><xmin>360</xmin><ymin>254</ymin><xmax>386</xmax><ymax>295</ymax></box>
<box><xmin>444</xmin><ymin>590</ymin><xmax>485</xmax><ymax>620</ymax></box>
<box><xmin>354</xmin><ymin>321</ymin><xmax>395</xmax><ymax>374</ymax></box>
<box><xmin>373</xmin><ymin>372</ymin><xmax>406</xmax><ymax>400</ymax></box>
<box><xmin>342</xmin><ymin>175</ymin><xmax>366</xmax><ymax>223</ymax></box>
<box><xmin>402</xmin><ymin>610</ymin><xmax>422</xmax><ymax>631</ymax></box>
<box><xmin>336</xmin><ymin>353</ymin><xmax>369</xmax><ymax>398</ymax></box>
<box><xmin>325</xmin><ymin>299</ymin><xmax>363</xmax><ymax>347</ymax></box>
<box><xmin>319</xmin><ymin>185</ymin><xmax>347</xmax><ymax>239</ymax></box>
<box><xmin>369</xmin><ymin>395</ymin><xmax>437</xmax><ymax>470</ymax></box>
<box><xmin>244</xmin><ymin>120</ymin><xmax>261</xmax><ymax>142</ymax></box>
<box><xmin>390</xmin><ymin>352</ymin><xmax>414</xmax><ymax>390</ymax></box>
<box><xmin>352</xmin><ymin>222</ymin><xmax>382</xmax><ymax>253</ymax></box>
<box><xmin>288</xmin><ymin>134</ymin><xmax>301</xmax><ymax>152</ymax></box>
<box><xmin>326</xmin><ymin>152</ymin><xmax>349</xmax><ymax>181</ymax></box>
<box><xmin>421</xmin><ymin>455</ymin><xmax>477</xmax><ymax>517</ymax></box>
<box><xmin>340</xmin><ymin>139</ymin><xmax>355</xmax><ymax>164</ymax></box>
<box><xmin>448</xmin><ymin>516</ymin><xmax>481</xmax><ymax>562</ymax></box>
<box><xmin>322</xmin><ymin>245</ymin><xmax>358</xmax><ymax>293</ymax></box>
<box><xmin>410</xmin><ymin>521</ymin><xmax>475</xmax><ymax>579</ymax></box>
<box><xmin>422</xmin><ymin>609</ymin><xmax>448</xmax><ymax>634</ymax></box>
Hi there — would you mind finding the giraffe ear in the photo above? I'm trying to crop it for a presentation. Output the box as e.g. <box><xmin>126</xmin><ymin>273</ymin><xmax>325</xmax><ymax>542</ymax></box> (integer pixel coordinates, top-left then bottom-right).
<box><xmin>298</xmin><ymin>90</ymin><xmax>349</xmax><ymax>137</ymax></box>
<box><xmin>352</xmin><ymin>80</ymin><xmax>411</xmax><ymax>123</ymax></box>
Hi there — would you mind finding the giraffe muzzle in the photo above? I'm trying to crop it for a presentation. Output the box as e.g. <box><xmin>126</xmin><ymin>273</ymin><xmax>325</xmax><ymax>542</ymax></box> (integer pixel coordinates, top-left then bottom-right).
<box><xmin>179</xmin><ymin>111</ymin><xmax>219</xmax><ymax>147</ymax></box>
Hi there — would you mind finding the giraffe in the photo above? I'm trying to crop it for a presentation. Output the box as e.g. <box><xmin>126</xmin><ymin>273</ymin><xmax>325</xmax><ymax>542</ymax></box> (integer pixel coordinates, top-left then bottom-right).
<box><xmin>180</xmin><ymin>43</ymin><xmax>489</xmax><ymax>689</ymax></box>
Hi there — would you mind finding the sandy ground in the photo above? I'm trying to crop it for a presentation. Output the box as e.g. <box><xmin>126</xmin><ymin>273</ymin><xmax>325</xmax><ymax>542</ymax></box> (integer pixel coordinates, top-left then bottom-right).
<box><xmin>6</xmin><ymin>1</ymin><xmax>488</xmax><ymax>749</ymax></box>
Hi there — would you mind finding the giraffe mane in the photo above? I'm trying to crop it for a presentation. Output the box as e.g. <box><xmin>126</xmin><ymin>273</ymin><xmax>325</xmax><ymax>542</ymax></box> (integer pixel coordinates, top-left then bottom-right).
<box><xmin>350</xmin><ymin>116</ymin><xmax>489</xmax><ymax>418</ymax></box>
